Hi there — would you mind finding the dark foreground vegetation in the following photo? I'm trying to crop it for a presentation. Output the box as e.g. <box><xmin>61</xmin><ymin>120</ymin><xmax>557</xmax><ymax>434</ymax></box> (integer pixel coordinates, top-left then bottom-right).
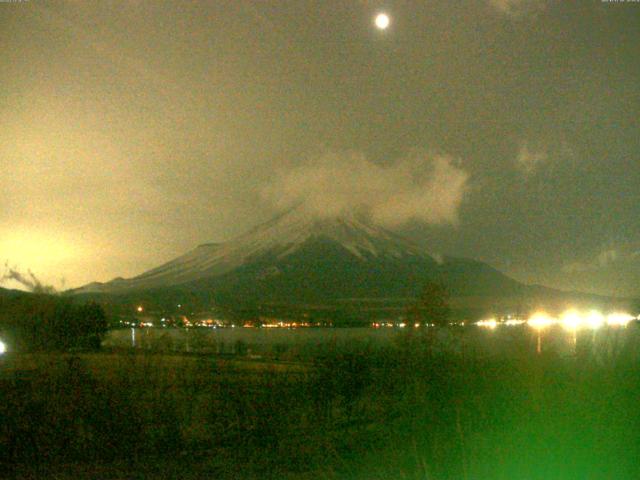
<box><xmin>1</xmin><ymin>326</ymin><xmax>639</xmax><ymax>480</ymax></box>
<box><xmin>0</xmin><ymin>293</ymin><xmax>108</xmax><ymax>352</ymax></box>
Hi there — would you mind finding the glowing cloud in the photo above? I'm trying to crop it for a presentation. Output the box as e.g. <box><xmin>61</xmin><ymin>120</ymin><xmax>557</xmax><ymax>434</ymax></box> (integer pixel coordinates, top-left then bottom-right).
<box><xmin>489</xmin><ymin>0</ymin><xmax>546</xmax><ymax>16</ymax></box>
<box><xmin>261</xmin><ymin>151</ymin><xmax>469</xmax><ymax>228</ymax></box>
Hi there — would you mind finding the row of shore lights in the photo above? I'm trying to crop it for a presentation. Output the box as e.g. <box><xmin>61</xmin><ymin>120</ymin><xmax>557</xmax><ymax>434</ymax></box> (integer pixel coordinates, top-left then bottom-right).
<box><xmin>476</xmin><ymin>310</ymin><xmax>637</xmax><ymax>330</ymax></box>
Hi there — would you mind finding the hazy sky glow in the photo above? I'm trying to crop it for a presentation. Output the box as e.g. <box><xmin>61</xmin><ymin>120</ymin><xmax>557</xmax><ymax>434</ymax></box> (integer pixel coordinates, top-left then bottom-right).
<box><xmin>1</xmin><ymin>1</ymin><xmax>639</xmax><ymax>296</ymax></box>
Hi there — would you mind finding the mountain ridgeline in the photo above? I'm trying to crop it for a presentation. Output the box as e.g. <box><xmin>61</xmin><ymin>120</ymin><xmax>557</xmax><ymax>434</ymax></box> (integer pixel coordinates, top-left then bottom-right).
<box><xmin>72</xmin><ymin>209</ymin><xmax>618</xmax><ymax>321</ymax></box>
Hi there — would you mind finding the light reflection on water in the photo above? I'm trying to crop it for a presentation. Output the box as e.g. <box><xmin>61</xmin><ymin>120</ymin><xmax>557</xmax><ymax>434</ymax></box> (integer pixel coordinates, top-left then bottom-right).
<box><xmin>105</xmin><ymin>323</ymin><xmax>640</xmax><ymax>360</ymax></box>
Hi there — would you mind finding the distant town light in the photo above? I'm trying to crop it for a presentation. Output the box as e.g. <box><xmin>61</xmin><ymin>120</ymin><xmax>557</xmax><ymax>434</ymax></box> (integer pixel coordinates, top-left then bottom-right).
<box><xmin>528</xmin><ymin>312</ymin><xmax>554</xmax><ymax>330</ymax></box>
<box><xmin>136</xmin><ymin>306</ymin><xmax>143</xmax><ymax>313</ymax></box>
<box><xmin>585</xmin><ymin>310</ymin><xmax>605</xmax><ymax>329</ymax></box>
<box><xmin>560</xmin><ymin>310</ymin><xmax>582</xmax><ymax>331</ymax></box>
<box><xmin>606</xmin><ymin>312</ymin><xmax>634</xmax><ymax>327</ymax></box>
<box><xmin>504</xmin><ymin>319</ymin><xmax>525</xmax><ymax>326</ymax></box>
<box><xmin>476</xmin><ymin>319</ymin><xmax>497</xmax><ymax>329</ymax></box>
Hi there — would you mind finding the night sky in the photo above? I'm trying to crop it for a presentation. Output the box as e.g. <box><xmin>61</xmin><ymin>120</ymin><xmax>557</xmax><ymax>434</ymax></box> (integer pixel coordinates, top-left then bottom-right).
<box><xmin>1</xmin><ymin>1</ymin><xmax>639</xmax><ymax>296</ymax></box>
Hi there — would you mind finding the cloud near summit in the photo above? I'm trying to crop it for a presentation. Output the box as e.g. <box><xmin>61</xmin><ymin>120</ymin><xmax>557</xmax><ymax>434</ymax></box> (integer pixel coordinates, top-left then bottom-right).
<box><xmin>261</xmin><ymin>151</ymin><xmax>469</xmax><ymax>228</ymax></box>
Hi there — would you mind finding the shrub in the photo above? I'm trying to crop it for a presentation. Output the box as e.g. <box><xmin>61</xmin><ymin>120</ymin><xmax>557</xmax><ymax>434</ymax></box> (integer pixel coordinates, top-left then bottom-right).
<box><xmin>0</xmin><ymin>294</ymin><xmax>108</xmax><ymax>352</ymax></box>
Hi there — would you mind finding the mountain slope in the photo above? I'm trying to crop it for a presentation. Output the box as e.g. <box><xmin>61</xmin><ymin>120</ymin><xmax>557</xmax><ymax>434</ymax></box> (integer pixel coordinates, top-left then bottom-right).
<box><xmin>76</xmin><ymin>208</ymin><xmax>436</xmax><ymax>294</ymax></box>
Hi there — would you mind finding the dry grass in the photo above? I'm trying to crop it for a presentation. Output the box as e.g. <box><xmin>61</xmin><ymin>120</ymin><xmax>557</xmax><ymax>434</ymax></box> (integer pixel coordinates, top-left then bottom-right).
<box><xmin>2</xmin><ymin>329</ymin><xmax>640</xmax><ymax>479</ymax></box>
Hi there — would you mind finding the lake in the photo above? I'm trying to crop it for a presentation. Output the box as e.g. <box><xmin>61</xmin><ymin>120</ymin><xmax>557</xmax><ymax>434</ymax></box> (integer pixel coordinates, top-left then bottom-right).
<box><xmin>103</xmin><ymin>322</ymin><xmax>640</xmax><ymax>361</ymax></box>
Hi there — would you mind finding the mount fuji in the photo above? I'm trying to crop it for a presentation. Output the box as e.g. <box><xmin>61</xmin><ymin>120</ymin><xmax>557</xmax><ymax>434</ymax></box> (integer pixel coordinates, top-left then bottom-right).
<box><xmin>79</xmin><ymin>208</ymin><xmax>432</xmax><ymax>292</ymax></box>
<box><xmin>73</xmin><ymin>208</ymin><xmax>523</xmax><ymax>303</ymax></box>
<box><xmin>72</xmin><ymin>207</ymin><xmax>612</xmax><ymax>319</ymax></box>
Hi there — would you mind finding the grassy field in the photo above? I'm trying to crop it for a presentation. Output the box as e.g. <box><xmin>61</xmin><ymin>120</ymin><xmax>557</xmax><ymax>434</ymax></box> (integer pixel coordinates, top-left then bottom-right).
<box><xmin>1</xmin><ymin>327</ymin><xmax>639</xmax><ymax>479</ymax></box>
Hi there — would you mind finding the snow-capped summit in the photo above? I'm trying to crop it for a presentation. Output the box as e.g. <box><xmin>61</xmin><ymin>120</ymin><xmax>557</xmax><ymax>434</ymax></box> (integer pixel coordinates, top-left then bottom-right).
<box><xmin>76</xmin><ymin>207</ymin><xmax>433</xmax><ymax>293</ymax></box>
<box><xmin>230</xmin><ymin>206</ymin><xmax>427</xmax><ymax>260</ymax></box>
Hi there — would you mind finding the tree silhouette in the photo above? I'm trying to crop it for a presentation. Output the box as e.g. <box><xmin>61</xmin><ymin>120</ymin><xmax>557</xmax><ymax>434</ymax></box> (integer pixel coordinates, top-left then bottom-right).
<box><xmin>0</xmin><ymin>294</ymin><xmax>108</xmax><ymax>351</ymax></box>
<box><xmin>408</xmin><ymin>281</ymin><xmax>451</xmax><ymax>327</ymax></box>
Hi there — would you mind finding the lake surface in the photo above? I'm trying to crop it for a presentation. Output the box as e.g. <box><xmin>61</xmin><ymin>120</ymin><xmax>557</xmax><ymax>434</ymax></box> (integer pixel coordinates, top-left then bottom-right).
<box><xmin>103</xmin><ymin>323</ymin><xmax>640</xmax><ymax>360</ymax></box>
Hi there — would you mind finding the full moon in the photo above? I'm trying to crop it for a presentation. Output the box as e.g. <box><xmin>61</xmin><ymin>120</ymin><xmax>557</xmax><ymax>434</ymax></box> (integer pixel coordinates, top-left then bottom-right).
<box><xmin>375</xmin><ymin>13</ymin><xmax>390</xmax><ymax>30</ymax></box>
